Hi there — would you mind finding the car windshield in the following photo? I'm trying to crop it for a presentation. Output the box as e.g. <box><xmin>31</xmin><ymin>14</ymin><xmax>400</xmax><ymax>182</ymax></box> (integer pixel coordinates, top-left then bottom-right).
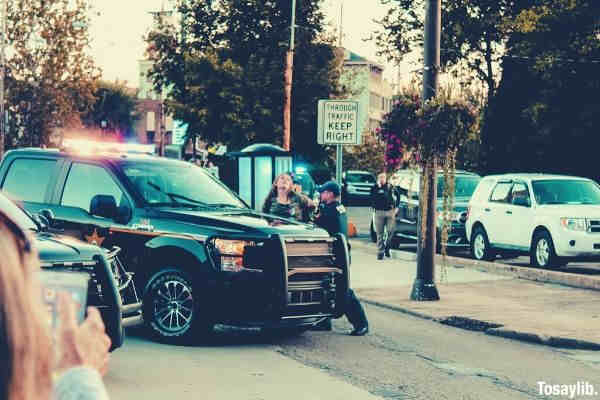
<box><xmin>437</xmin><ymin>176</ymin><xmax>481</xmax><ymax>198</ymax></box>
<box><xmin>532</xmin><ymin>179</ymin><xmax>600</xmax><ymax>205</ymax></box>
<box><xmin>122</xmin><ymin>162</ymin><xmax>247</xmax><ymax>209</ymax></box>
<box><xmin>346</xmin><ymin>173</ymin><xmax>375</xmax><ymax>184</ymax></box>
<box><xmin>0</xmin><ymin>192</ymin><xmax>38</xmax><ymax>231</ymax></box>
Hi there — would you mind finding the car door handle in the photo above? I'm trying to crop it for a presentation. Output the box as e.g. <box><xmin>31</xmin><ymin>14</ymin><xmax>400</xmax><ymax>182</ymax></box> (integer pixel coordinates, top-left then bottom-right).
<box><xmin>506</xmin><ymin>210</ymin><xmax>512</xmax><ymax>215</ymax></box>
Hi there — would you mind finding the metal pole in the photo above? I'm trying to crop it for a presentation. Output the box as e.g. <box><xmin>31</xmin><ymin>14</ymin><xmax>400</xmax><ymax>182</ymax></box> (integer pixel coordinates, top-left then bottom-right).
<box><xmin>282</xmin><ymin>0</ymin><xmax>296</xmax><ymax>151</ymax></box>
<box><xmin>0</xmin><ymin>0</ymin><xmax>6</xmax><ymax>157</ymax></box>
<box><xmin>411</xmin><ymin>0</ymin><xmax>440</xmax><ymax>301</ymax></box>
<box><xmin>336</xmin><ymin>144</ymin><xmax>342</xmax><ymax>185</ymax></box>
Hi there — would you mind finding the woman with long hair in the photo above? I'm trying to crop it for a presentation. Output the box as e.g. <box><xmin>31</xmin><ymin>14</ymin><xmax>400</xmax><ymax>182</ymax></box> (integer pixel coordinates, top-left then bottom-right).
<box><xmin>0</xmin><ymin>211</ymin><xmax>111</xmax><ymax>400</ymax></box>
<box><xmin>262</xmin><ymin>173</ymin><xmax>315</xmax><ymax>222</ymax></box>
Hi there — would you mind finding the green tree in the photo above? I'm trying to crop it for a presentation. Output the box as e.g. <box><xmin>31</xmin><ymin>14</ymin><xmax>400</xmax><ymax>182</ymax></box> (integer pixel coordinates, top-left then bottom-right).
<box><xmin>146</xmin><ymin>0</ymin><xmax>345</xmax><ymax>164</ymax></box>
<box><xmin>4</xmin><ymin>0</ymin><xmax>100</xmax><ymax>152</ymax></box>
<box><xmin>373</xmin><ymin>0</ymin><xmax>516</xmax><ymax>101</ymax></box>
<box><xmin>342</xmin><ymin>135</ymin><xmax>386</xmax><ymax>175</ymax></box>
<box><xmin>481</xmin><ymin>0</ymin><xmax>600</xmax><ymax>178</ymax></box>
<box><xmin>82</xmin><ymin>81</ymin><xmax>140</xmax><ymax>138</ymax></box>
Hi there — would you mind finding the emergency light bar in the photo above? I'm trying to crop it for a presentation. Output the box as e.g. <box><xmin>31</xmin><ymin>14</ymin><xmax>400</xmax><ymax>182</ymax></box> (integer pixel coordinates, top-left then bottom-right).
<box><xmin>62</xmin><ymin>139</ymin><xmax>156</xmax><ymax>155</ymax></box>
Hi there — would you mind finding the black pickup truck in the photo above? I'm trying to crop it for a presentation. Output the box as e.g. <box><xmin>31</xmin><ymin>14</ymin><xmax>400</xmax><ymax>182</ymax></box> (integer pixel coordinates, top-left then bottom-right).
<box><xmin>0</xmin><ymin>147</ymin><xmax>349</xmax><ymax>344</ymax></box>
<box><xmin>0</xmin><ymin>191</ymin><xmax>141</xmax><ymax>349</ymax></box>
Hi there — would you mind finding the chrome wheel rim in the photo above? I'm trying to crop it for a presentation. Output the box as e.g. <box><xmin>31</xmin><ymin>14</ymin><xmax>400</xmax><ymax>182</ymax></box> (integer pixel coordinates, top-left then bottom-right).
<box><xmin>473</xmin><ymin>234</ymin><xmax>486</xmax><ymax>259</ymax></box>
<box><xmin>153</xmin><ymin>280</ymin><xmax>193</xmax><ymax>333</ymax></box>
<box><xmin>536</xmin><ymin>239</ymin><xmax>550</xmax><ymax>266</ymax></box>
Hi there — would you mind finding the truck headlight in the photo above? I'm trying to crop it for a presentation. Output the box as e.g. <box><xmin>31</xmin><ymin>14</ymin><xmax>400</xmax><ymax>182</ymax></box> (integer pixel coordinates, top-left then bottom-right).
<box><xmin>213</xmin><ymin>239</ymin><xmax>254</xmax><ymax>272</ymax></box>
<box><xmin>560</xmin><ymin>218</ymin><xmax>587</xmax><ymax>232</ymax></box>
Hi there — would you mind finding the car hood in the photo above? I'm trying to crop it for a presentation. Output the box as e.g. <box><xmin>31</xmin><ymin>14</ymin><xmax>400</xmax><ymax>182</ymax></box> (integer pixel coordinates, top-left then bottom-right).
<box><xmin>152</xmin><ymin>208</ymin><xmax>329</xmax><ymax>238</ymax></box>
<box><xmin>537</xmin><ymin>204</ymin><xmax>600</xmax><ymax>219</ymax></box>
<box><xmin>35</xmin><ymin>232</ymin><xmax>102</xmax><ymax>264</ymax></box>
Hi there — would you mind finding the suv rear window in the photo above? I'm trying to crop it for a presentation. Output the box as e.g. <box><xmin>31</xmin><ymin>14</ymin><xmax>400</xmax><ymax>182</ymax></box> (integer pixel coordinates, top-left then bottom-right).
<box><xmin>2</xmin><ymin>158</ymin><xmax>56</xmax><ymax>202</ymax></box>
<box><xmin>490</xmin><ymin>182</ymin><xmax>513</xmax><ymax>203</ymax></box>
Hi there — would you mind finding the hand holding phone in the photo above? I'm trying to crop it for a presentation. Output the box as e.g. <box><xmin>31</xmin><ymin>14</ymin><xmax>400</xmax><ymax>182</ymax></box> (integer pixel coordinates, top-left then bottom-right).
<box><xmin>39</xmin><ymin>271</ymin><xmax>89</xmax><ymax>329</ymax></box>
<box><xmin>55</xmin><ymin>293</ymin><xmax>112</xmax><ymax>376</ymax></box>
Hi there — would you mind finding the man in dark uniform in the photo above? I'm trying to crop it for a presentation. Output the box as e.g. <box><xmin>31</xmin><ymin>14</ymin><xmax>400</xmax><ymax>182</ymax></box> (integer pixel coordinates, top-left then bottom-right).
<box><xmin>370</xmin><ymin>172</ymin><xmax>398</xmax><ymax>260</ymax></box>
<box><xmin>312</xmin><ymin>181</ymin><xmax>369</xmax><ymax>336</ymax></box>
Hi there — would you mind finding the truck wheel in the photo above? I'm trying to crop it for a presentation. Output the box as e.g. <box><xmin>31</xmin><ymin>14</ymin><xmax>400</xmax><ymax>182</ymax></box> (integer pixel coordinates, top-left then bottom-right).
<box><xmin>470</xmin><ymin>226</ymin><xmax>495</xmax><ymax>261</ymax></box>
<box><xmin>143</xmin><ymin>268</ymin><xmax>213</xmax><ymax>345</ymax></box>
<box><xmin>531</xmin><ymin>231</ymin><xmax>564</xmax><ymax>269</ymax></box>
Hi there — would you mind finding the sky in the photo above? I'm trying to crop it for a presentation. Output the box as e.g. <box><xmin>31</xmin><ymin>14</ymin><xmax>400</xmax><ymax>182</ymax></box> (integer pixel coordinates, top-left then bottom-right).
<box><xmin>88</xmin><ymin>0</ymin><xmax>401</xmax><ymax>88</ymax></box>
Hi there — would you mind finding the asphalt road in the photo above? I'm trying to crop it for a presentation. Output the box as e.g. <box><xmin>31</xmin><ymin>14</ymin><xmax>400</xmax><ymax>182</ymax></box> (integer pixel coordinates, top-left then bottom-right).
<box><xmin>348</xmin><ymin>206</ymin><xmax>600</xmax><ymax>276</ymax></box>
<box><xmin>106</xmin><ymin>305</ymin><xmax>600</xmax><ymax>400</ymax></box>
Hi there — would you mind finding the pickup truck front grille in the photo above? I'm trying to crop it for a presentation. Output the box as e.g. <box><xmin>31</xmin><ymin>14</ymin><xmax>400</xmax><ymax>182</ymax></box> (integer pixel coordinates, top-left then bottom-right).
<box><xmin>282</xmin><ymin>238</ymin><xmax>345</xmax><ymax>318</ymax></box>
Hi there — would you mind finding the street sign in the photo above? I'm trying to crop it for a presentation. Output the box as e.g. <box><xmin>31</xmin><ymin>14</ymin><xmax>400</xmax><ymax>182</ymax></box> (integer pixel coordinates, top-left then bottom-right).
<box><xmin>172</xmin><ymin>120</ymin><xmax>188</xmax><ymax>146</ymax></box>
<box><xmin>317</xmin><ymin>100</ymin><xmax>360</xmax><ymax>145</ymax></box>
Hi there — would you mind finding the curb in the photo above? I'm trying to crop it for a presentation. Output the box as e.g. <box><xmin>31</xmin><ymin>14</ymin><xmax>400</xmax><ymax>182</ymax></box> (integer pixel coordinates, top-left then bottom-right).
<box><xmin>349</xmin><ymin>239</ymin><xmax>600</xmax><ymax>292</ymax></box>
<box><xmin>359</xmin><ymin>296</ymin><xmax>600</xmax><ymax>351</ymax></box>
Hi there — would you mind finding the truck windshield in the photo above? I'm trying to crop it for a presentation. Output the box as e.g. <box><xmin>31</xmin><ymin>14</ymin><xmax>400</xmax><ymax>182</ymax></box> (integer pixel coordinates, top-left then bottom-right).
<box><xmin>532</xmin><ymin>179</ymin><xmax>600</xmax><ymax>205</ymax></box>
<box><xmin>122</xmin><ymin>162</ymin><xmax>247</xmax><ymax>209</ymax></box>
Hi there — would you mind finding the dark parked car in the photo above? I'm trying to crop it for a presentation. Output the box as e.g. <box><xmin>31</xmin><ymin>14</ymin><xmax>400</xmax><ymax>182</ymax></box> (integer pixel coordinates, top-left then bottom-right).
<box><xmin>342</xmin><ymin>170</ymin><xmax>376</xmax><ymax>205</ymax></box>
<box><xmin>0</xmin><ymin>191</ymin><xmax>141</xmax><ymax>350</ymax></box>
<box><xmin>371</xmin><ymin>169</ymin><xmax>481</xmax><ymax>251</ymax></box>
<box><xmin>0</xmin><ymin>146</ymin><xmax>349</xmax><ymax>344</ymax></box>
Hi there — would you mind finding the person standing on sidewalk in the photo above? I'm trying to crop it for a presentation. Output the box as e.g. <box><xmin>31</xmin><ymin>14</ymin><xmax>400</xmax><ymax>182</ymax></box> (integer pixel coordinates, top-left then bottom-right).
<box><xmin>370</xmin><ymin>172</ymin><xmax>398</xmax><ymax>260</ymax></box>
<box><xmin>313</xmin><ymin>181</ymin><xmax>369</xmax><ymax>336</ymax></box>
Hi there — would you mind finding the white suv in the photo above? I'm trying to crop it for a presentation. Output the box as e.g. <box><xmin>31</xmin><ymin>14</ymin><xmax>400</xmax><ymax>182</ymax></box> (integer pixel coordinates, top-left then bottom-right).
<box><xmin>466</xmin><ymin>174</ymin><xmax>600</xmax><ymax>268</ymax></box>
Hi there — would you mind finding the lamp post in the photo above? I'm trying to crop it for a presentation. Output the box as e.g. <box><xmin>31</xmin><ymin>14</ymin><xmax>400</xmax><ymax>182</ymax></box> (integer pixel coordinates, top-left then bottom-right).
<box><xmin>411</xmin><ymin>0</ymin><xmax>441</xmax><ymax>301</ymax></box>
<box><xmin>282</xmin><ymin>0</ymin><xmax>296</xmax><ymax>151</ymax></box>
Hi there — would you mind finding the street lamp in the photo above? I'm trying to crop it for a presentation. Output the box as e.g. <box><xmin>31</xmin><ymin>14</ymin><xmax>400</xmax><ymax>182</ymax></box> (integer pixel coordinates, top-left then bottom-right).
<box><xmin>411</xmin><ymin>0</ymin><xmax>441</xmax><ymax>302</ymax></box>
<box><xmin>282</xmin><ymin>0</ymin><xmax>296</xmax><ymax>151</ymax></box>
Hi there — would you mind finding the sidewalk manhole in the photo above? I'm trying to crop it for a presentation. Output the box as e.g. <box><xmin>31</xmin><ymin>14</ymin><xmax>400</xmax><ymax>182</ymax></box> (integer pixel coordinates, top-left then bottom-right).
<box><xmin>439</xmin><ymin>316</ymin><xmax>503</xmax><ymax>332</ymax></box>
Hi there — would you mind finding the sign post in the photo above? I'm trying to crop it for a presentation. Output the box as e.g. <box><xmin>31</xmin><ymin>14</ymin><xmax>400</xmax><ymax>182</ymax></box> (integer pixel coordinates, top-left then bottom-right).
<box><xmin>317</xmin><ymin>99</ymin><xmax>361</xmax><ymax>185</ymax></box>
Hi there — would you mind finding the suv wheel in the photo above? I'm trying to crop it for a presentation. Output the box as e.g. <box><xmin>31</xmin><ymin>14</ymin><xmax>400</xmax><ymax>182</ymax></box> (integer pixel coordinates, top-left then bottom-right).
<box><xmin>470</xmin><ymin>226</ymin><xmax>494</xmax><ymax>261</ymax></box>
<box><xmin>143</xmin><ymin>268</ymin><xmax>213</xmax><ymax>344</ymax></box>
<box><xmin>531</xmin><ymin>231</ymin><xmax>564</xmax><ymax>269</ymax></box>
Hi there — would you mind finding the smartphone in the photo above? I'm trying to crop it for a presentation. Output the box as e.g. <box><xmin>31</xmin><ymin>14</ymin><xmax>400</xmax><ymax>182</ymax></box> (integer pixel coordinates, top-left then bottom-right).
<box><xmin>38</xmin><ymin>271</ymin><xmax>89</xmax><ymax>329</ymax></box>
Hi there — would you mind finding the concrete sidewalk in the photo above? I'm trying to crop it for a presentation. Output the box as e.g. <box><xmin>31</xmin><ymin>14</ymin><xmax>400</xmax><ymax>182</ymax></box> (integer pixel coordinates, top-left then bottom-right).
<box><xmin>348</xmin><ymin>241</ymin><xmax>600</xmax><ymax>350</ymax></box>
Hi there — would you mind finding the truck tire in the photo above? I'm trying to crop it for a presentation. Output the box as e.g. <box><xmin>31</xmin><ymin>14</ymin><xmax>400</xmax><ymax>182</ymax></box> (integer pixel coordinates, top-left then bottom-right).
<box><xmin>143</xmin><ymin>268</ymin><xmax>213</xmax><ymax>345</ymax></box>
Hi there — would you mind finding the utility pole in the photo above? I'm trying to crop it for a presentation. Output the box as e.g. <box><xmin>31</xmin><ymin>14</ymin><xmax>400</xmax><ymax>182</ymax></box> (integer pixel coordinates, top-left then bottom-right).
<box><xmin>282</xmin><ymin>0</ymin><xmax>296</xmax><ymax>151</ymax></box>
<box><xmin>149</xmin><ymin>2</ymin><xmax>173</xmax><ymax>157</ymax></box>
<box><xmin>0</xmin><ymin>0</ymin><xmax>7</xmax><ymax>157</ymax></box>
<box><xmin>335</xmin><ymin>0</ymin><xmax>343</xmax><ymax>185</ymax></box>
<box><xmin>411</xmin><ymin>0</ymin><xmax>441</xmax><ymax>301</ymax></box>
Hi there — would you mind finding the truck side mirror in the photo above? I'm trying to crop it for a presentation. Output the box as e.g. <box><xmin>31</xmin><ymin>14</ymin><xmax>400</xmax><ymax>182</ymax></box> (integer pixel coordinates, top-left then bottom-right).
<box><xmin>40</xmin><ymin>209</ymin><xmax>55</xmax><ymax>225</ymax></box>
<box><xmin>90</xmin><ymin>195</ymin><xmax>118</xmax><ymax>220</ymax></box>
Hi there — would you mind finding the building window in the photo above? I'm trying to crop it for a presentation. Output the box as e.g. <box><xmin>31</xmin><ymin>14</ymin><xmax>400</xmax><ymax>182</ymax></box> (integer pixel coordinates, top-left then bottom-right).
<box><xmin>147</xmin><ymin>131</ymin><xmax>155</xmax><ymax>144</ymax></box>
